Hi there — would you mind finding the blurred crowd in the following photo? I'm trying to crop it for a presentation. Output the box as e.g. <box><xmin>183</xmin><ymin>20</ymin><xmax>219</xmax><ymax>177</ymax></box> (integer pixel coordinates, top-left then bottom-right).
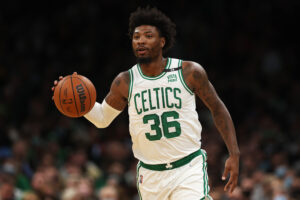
<box><xmin>0</xmin><ymin>1</ymin><xmax>299</xmax><ymax>200</ymax></box>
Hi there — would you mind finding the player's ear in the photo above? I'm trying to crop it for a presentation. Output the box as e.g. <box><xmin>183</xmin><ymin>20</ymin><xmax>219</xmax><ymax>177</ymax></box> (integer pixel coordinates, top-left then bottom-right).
<box><xmin>160</xmin><ymin>37</ymin><xmax>166</xmax><ymax>48</ymax></box>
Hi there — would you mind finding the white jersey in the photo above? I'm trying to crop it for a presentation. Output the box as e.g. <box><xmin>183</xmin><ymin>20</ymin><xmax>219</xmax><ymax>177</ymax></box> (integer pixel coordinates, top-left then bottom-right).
<box><xmin>128</xmin><ymin>58</ymin><xmax>202</xmax><ymax>164</ymax></box>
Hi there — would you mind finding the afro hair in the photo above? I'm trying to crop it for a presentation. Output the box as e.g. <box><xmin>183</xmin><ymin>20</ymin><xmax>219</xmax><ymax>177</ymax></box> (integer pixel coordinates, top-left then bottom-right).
<box><xmin>128</xmin><ymin>7</ymin><xmax>176</xmax><ymax>53</ymax></box>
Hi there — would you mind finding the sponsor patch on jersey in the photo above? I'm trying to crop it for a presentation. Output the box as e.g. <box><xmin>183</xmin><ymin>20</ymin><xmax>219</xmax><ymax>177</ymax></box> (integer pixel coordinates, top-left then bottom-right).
<box><xmin>167</xmin><ymin>74</ymin><xmax>177</xmax><ymax>82</ymax></box>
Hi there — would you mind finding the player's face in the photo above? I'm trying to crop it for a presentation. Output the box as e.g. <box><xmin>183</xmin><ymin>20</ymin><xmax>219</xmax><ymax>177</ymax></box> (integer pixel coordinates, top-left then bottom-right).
<box><xmin>132</xmin><ymin>25</ymin><xmax>165</xmax><ymax>63</ymax></box>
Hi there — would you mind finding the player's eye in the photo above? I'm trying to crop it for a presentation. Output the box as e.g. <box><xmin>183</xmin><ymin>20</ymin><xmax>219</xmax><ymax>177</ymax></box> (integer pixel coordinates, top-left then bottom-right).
<box><xmin>133</xmin><ymin>35</ymin><xmax>140</xmax><ymax>40</ymax></box>
<box><xmin>146</xmin><ymin>35</ymin><xmax>153</xmax><ymax>38</ymax></box>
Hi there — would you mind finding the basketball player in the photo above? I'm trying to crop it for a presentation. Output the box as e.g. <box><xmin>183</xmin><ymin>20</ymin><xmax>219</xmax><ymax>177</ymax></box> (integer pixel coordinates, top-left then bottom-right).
<box><xmin>53</xmin><ymin>7</ymin><xmax>240</xmax><ymax>200</ymax></box>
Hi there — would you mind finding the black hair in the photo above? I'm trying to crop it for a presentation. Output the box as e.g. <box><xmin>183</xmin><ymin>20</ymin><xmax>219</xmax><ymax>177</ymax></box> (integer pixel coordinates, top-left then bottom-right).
<box><xmin>128</xmin><ymin>7</ymin><xmax>176</xmax><ymax>53</ymax></box>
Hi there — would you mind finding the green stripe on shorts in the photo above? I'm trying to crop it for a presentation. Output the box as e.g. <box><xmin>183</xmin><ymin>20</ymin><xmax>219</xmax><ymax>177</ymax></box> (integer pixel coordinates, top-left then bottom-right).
<box><xmin>201</xmin><ymin>150</ymin><xmax>212</xmax><ymax>199</ymax></box>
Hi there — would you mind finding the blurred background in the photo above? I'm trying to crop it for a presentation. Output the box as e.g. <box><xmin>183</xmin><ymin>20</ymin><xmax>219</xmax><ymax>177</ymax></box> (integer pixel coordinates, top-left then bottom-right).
<box><xmin>0</xmin><ymin>0</ymin><xmax>299</xmax><ymax>200</ymax></box>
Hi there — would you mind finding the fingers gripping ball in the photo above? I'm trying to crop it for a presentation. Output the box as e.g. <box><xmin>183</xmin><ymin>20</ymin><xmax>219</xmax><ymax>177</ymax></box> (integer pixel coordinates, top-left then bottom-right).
<box><xmin>53</xmin><ymin>74</ymin><xmax>96</xmax><ymax>118</ymax></box>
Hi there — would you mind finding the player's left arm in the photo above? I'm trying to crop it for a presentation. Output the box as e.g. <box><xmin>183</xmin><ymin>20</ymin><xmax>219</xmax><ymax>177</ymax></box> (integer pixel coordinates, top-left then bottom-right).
<box><xmin>182</xmin><ymin>61</ymin><xmax>240</xmax><ymax>193</ymax></box>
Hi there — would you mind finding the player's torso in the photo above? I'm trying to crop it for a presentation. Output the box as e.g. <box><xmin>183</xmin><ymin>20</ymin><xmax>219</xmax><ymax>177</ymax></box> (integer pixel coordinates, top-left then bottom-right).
<box><xmin>128</xmin><ymin>58</ymin><xmax>202</xmax><ymax>164</ymax></box>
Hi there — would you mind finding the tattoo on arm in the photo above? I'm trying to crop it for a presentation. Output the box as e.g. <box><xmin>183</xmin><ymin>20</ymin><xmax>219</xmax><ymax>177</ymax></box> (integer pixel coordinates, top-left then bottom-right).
<box><xmin>111</xmin><ymin>71</ymin><xmax>130</xmax><ymax>94</ymax></box>
<box><xmin>185</xmin><ymin>62</ymin><xmax>239</xmax><ymax>156</ymax></box>
<box><xmin>115</xmin><ymin>79</ymin><xmax>121</xmax><ymax>86</ymax></box>
<box><xmin>105</xmin><ymin>71</ymin><xmax>130</xmax><ymax>110</ymax></box>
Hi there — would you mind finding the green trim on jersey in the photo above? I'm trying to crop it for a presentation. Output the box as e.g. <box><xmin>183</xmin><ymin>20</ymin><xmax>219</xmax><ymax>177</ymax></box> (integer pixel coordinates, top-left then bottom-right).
<box><xmin>200</xmin><ymin>195</ymin><xmax>213</xmax><ymax>200</ymax></box>
<box><xmin>137</xmin><ymin>57</ymin><xmax>171</xmax><ymax>80</ymax></box>
<box><xmin>136</xmin><ymin>162</ymin><xmax>142</xmax><ymax>200</ymax></box>
<box><xmin>139</xmin><ymin>149</ymin><xmax>202</xmax><ymax>171</ymax></box>
<box><xmin>128</xmin><ymin>69</ymin><xmax>134</xmax><ymax>102</ymax></box>
<box><xmin>178</xmin><ymin>60</ymin><xmax>194</xmax><ymax>95</ymax></box>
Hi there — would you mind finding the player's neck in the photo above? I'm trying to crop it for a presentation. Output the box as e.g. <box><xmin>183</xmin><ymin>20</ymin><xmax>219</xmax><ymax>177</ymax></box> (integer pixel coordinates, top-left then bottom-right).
<box><xmin>139</xmin><ymin>56</ymin><xmax>167</xmax><ymax>77</ymax></box>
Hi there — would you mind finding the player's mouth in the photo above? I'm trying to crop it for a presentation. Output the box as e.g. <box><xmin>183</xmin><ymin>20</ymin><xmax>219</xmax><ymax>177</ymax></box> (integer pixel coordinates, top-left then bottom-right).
<box><xmin>136</xmin><ymin>47</ymin><xmax>149</xmax><ymax>56</ymax></box>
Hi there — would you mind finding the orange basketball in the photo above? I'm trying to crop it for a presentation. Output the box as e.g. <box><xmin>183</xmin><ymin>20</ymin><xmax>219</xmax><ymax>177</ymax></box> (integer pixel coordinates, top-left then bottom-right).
<box><xmin>53</xmin><ymin>74</ymin><xmax>96</xmax><ymax>118</ymax></box>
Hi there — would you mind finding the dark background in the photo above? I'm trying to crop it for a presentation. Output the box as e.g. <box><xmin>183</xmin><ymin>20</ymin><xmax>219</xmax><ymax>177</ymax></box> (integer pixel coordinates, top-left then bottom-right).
<box><xmin>0</xmin><ymin>0</ymin><xmax>299</xmax><ymax>200</ymax></box>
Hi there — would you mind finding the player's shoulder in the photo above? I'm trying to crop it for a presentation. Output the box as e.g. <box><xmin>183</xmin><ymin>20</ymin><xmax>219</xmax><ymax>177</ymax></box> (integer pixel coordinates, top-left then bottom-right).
<box><xmin>114</xmin><ymin>70</ymin><xmax>130</xmax><ymax>86</ymax></box>
<box><xmin>110</xmin><ymin>70</ymin><xmax>130</xmax><ymax>99</ymax></box>
<box><xmin>181</xmin><ymin>60</ymin><xmax>206</xmax><ymax>75</ymax></box>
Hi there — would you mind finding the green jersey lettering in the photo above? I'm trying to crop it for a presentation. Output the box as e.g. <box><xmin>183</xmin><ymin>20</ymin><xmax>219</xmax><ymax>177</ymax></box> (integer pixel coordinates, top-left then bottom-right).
<box><xmin>165</xmin><ymin>87</ymin><xmax>174</xmax><ymax>108</ymax></box>
<box><xmin>153</xmin><ymin>87</ymin><xmax>160</xmax><ymax>109</ymax></box>
<box><xmin>134</xmin><ymin>93</ymin><xmax>142</xmax><ymax>115</ymax></box>
<box><xmin>148</xmin><ymin>89</ymin><xmax>156</xmax><ymax>110</ymax></box>
<box><xmin>161</xmin><ymin>87</ymin><xmax>166</xmax><ymax>108</ymax></box>
<box><xmin>134</xmin><ymin>87</ymin><xmax>182</xmax><ymax>114</ymax></box>
<box><xmin>141</xmin><ymin>90</ymin><xmax>149</xmax><ymax>112</ymax></box>
<box><xmin>174</xmin><ymin>88</ymin><xmax>182</xmax><ymax>109</ymax></box>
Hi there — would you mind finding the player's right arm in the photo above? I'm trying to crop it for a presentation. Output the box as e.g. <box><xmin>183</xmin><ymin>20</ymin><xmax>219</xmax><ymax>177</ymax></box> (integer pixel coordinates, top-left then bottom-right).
<box><xmin>83</xmin><ymin>71</ymin><xmax>130</xmax><ymax>128</ymax></box>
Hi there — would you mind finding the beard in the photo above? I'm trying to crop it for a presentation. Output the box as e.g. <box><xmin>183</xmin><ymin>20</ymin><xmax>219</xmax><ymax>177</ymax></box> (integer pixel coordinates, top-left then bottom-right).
<box><xmin>133</xmin><ymin>47</ymin><xmax>153</xmax><ymax>64</ymax></box>
<box><xmin>136</xmin><ymin>56</ymin><xmax>152</xmax><ymax>64</ymax></box>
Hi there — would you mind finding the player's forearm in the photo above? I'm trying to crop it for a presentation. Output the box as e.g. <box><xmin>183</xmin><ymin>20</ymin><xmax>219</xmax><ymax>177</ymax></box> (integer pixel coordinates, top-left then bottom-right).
<box><xmin>211</xmin><ymin>102</ymin><xmax>240</xmax><ymax>156</ymax></box>
<box><xmin>84</xmin><ymin>100</ymin><xmax>121</xmax><ymax>128</ymax></box>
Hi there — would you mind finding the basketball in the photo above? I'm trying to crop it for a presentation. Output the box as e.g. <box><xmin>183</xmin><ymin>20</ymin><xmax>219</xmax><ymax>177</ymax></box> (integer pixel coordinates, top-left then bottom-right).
<box><xmin>53</xmin><ymin>74</ymin><xmax>96</xmax><ymax>118</ymax></box>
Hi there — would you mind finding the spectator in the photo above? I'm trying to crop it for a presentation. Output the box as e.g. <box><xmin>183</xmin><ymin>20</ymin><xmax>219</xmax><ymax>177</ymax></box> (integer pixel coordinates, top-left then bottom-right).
<box><xmin>77</xmin><ymin>177</ymin><xmax>97</xmax><ymax>200</ymax></box>
<box><xmin>22</xmin><ymin>191</ymin><xmax>40</xmax><ymax>200</ymax></box>
<box><xmin>31</xmin><ymin>166</ymin><xmax>61</xmax><ymax>200</ymax></box>
<box><xmin>98</xmin><ymin>185</ymin><xmax>119</xmax><ymax>200</ymax></box>
<box><xmin>0</xmin><ymin>181</ymin><xmax>15</xmax><ymax>200</ymax></box>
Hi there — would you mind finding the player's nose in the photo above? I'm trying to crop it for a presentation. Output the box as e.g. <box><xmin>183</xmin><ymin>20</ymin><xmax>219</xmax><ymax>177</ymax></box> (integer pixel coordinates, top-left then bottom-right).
<box><xmin>137</xmin><ymin>36</ymin><xmax>146</xmax><ymax>44</ymax></box>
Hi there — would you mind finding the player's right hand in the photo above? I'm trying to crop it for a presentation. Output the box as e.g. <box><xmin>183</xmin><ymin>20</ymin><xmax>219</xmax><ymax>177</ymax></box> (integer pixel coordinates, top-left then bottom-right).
<box><xmin>51</xmin><ymin>76</ymin><xmax>63</xmax><ymax>100</ymax></box>
<box><xmin>51</xmin><ymin>72</ymin><xmax>78</xmax><ymax>100</ymax></box>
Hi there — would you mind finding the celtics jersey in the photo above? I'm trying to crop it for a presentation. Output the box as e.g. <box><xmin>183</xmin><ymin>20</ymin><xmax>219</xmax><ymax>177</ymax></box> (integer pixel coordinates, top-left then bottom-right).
<box><xmin>128</xmin><ymin>58</ymin><xmax>202</xmax><ymax>164</ymax></box>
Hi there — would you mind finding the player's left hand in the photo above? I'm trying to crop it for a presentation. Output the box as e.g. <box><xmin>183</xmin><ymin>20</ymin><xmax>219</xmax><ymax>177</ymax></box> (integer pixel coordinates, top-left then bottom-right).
<box><xmin>222</xmin><ymin>154</ymin><xmax>239</xmax><ymax>193</ymax></box>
